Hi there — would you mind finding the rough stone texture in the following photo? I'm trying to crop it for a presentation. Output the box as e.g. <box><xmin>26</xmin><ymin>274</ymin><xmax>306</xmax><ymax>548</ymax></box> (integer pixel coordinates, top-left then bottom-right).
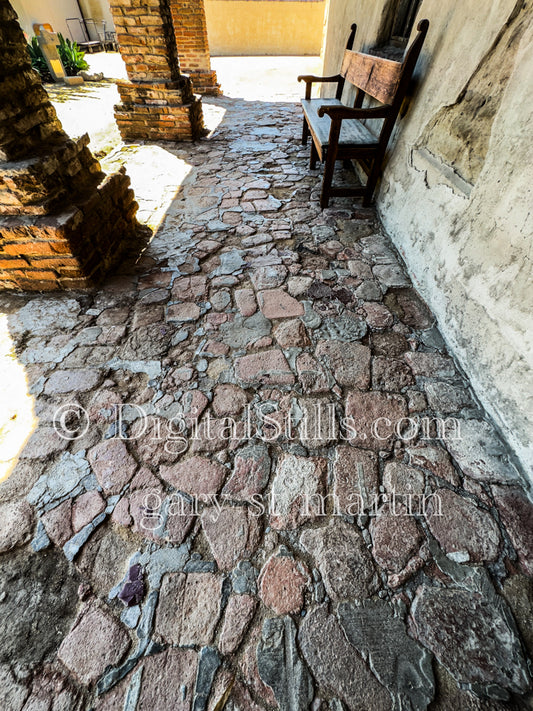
<box><xmin>370</xmin><ymin>504</ymin><xmax>423</xmax><ymax>572</ymax></box>
<box><xmin>0</xmin><ymin>499</ymin><xmax>34</xmax><ymax>552</ymax></box>
<box><xmin>20</xmin><ymin>427</ymin><xmax>69</xmax><ymax>459</ymax></box>
<box><xmin>160</xmin><ymin>456</ymin><xmax>227</xmax><ymax>496</ymax></box>
<box><xmin>424</xmin><ymin>381</ymin><xmax>474</xmax><ymax>413</ymax></box>
<box><xmin>0</xmin><ymin>664</ymin><xmax>28</xmax><ymax>711</ymax></box>
<box><xmin>270</xmin><ymin>454</ymin><xmax>327</xmax><ymax>530</ymax></box>
<box><xmin>239</xmin><ymin>621</ymin><xmax>278</xmax><ymax>707</ymax></box>
<box><xmin>274</xmin><ymin>319</ymin><xmax>310</xmax><ymax>348</ymax></box>
<box><xmin>300</xmin><ymin>519</ymin><xmax>378</xmax><ymax>600</ymax></box>
<box><xmin>41</xmin><ymin>499</ymin><xmax>73</xmax><ymax>547</ymax></box>
<box><xmin>257</xmin><ymin>289</ymin><xmax>304</xmax><ymax>319</ymax></box>
<box><xmin>426</xmin><ymin>487</ymin><xmax>501</xmax><ymax>563</ymax></box>
<box><xmin>382</xmin><ymin>461</ymin><xmax>425</xmax><ymax>497</ymax></box>
<box><xmin>222</xmin><ymin>444</ymin><xmax>271</xmax><ymax>501</ymax></box>
<box><xmin>257</xmin><ymin>616</ymin><xmax>314</xmax><ymax>711</ymax></box>
<box><xmin>298</xmin><ymin>397</ymin><xmax>339</xmax><ymax>449</ymax></box>
<box><xmin>345</xmin><ymin>390</ymin><xmax>407</xmax><ymax>451</ymax></box>
<box><xmin>259</xmin><ymin>550</ymin><xmax>309</xmax><ymax>614</ymax></box>
<box><xmin>138</xmin><ymin>648</ymin><xmax>198</xmax><ymax>711</ymax></box>
<box><xmin>201</xmin><ymin>506</ymin><xmax>262</xmax><ymax>570</ymax></box>
<box><xmin>405</xmin><ymin>444</ymin><xmax>460</xmax><ymax>486</ymax></box>
<box><xmin>57</xmin><ymin>602</ymin><xmax>130</xmax><ymax>685</ymax></box>
<box><xmin>71</xmin><ymin>490</ymin><xmax>106</xmax><ymax>533</ymax></box>
<box><xmin>235</xmin><ymin>349</ymin><xmax>295</xmax><ymax>386</ymax></box>
<box><xmin>315</xmin><ymin>341</ymin><xmax>371</xmax><ymax>389</ymax></box>
<box><xmin>501</xmin><ymin>575</ymin><xmax>533</xmax><ymax>659</ymax></box>
<box><xmin>212</xmin><ymin>383</ymin><xmax>248</xmax><ymax>416</ymax></box>
<box><xmin>296</xmin><ymin>352</ymin><xmax>330</xmax><ymax>393</ymax></box>
<box><xmin>251</xmin><ymin>265</ymin><xmax>287</xmax><ymax>290</ymax></box>
<box><xmin>299</xmin><ymin>605</ymin><xmax>391</xmax><ymax>711</ymax></box>
<box><xmin>409</xmin><ymin>585</ymin><xmax>531</xmax><ymax>697</ymax></box>
<box><xmin>88</xmin><ymin>440</ymin><xmax>137</xmax><ymax>494</ymax></box>
<box><xmin>333</xmin><ymin>446</ymin><xmax>379</xmax><ymax>514</ymax></box>
<box><xmin>491</xmin><ymin>485</ymin><xmax>533</xmax><ymax>575</ymax></box>
<box><xmin>235</xmin><ymin>288</ymin><xmax>257</xmax><ymax>316</ymax></box>
<box><xmin>445</xmin><ymin>420</ymin><xmax>518</xmax><ymax>483</ymax></box>
<box><xmin>404</xmin><ymin>352</ymin><xmax>455</xmax><ymax>378</ymax></box>
<box><xmin>0</xmin><ymin>549</ymin><xmax>80</xmax><ymax>667</ymax></box>
<box><xmin>45</xmin><ymin>369</ymin><xmax>102</xmax><ymax>394</ymax></box>
<box><xmin>219</xmin><ymin>594</ymin><xmax>257</xmax><ymax>656</ymax></box>
<box><xmin>372</xmin><ymin>356</ymin><xmax>415</xmax><ymax>391</ymax></box>
<box><xmin>155</xmin><ymin>572</ymin><xmax>223</xmax><ymax>646</ymax></box>
<box><xmin>167</xmin><ymin>302</ymin><xmax>201</xmax><ymax>322</ymax></box>
<box><xmin>338</xmin><ymin>600</ymin><xmax>434</xmax><ymax>709</ymax></box>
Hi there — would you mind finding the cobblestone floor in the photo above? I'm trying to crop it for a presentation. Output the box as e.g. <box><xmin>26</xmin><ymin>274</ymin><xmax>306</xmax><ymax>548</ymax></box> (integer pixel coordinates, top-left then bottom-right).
<box><xmin>0</xmin><ymin>92</ymin><xmax>532</xmax><ymax>711</ymax></box>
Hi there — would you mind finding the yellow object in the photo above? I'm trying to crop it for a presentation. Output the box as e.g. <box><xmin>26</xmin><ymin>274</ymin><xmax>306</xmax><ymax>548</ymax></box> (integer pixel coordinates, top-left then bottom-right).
<box><xmin>205</xmin><ymin>1</ymin><xmax>326</xmax><ymax>56</ymax></box>
<box><xmin>50</xmin><ymin>58</ymin><xmax>63</xmax><ymax>74</ymax></box>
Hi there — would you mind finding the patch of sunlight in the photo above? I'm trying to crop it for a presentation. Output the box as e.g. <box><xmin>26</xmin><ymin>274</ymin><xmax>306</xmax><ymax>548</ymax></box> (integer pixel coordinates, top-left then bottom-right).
<box><xmin>211</xmin><ymin>56</ymin><xmax>323</xmax><ymax>102</ymax></box>
<box><xmin>50</xmin><ymin>82</ymin><xmax>122</xmax><ymax>156</ymax></box>
<box><xmin>203</xmin><ymin>102</ymin><xmax>228</xmax><ymax>135</ymax></box>
<box><xmin>100</xmin><ymin>145</ymin><xmax>194</xmax><ymax>233</ymax></box>
<box><xmin>0</xmin><ymin>314</ymin><xmax>37</xmax><ymax>483</ymax></box>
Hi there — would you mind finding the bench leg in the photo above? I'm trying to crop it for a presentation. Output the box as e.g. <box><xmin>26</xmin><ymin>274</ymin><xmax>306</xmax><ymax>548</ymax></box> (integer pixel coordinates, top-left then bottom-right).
<box><xmin>310</xmin><ymin>140</ymin><xmax>318</xmax><ymax>170</ymax></box>
<box><xmin>320</xmin><ymin>150</ymin><xmax>337</xmax><ymax>209</ymax></box>
<box><xmin>363</xmin><ymin>156</ymin><xmax>383</xmax><ymax>207</ymax></box>
<box><xmin>302</xmin><ymin>119</ymin><xmax>309</xmax><ymax>146</ymax></box>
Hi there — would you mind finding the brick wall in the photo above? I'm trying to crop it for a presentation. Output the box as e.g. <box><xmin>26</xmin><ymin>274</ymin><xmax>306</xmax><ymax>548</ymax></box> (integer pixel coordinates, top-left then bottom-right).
<box><xmin>109</xmin><ymin>0</ymin><xmax>206</xmax><ymax>140</ymax></box>
<box><xmin>110</xmin><ymin>0</ymin><xmax>179</xmax><ymax>81</ymax></box>
<box><xmin>0</xmin><ymin>0</ymin><xmax>140</xmax><ymax>292</ymax></box>
<box><xmin>170</xmin><ymin>0</ymin><xmax>219</xmax><ymax>94</ymax></box>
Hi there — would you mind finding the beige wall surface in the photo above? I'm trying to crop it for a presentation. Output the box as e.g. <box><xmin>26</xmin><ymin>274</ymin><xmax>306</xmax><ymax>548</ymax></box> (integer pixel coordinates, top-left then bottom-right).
<box><xmin>11</xmin><ymin>0</ymin><xmax>79</xmax><ymax>38</ymax></box>
<box><xmin>205</xmin><ymin>0</ymin><xmax>326</xmax><ymax>55</ymax></box>
<box><xmin>11</xmin><ymin>0</ymin><xmax>114</xmax><ymax>41</ymax></box>
<box><xmin>323</xmin><ymin>0</ymin><xmax>533</xmax><ymax>480</ymax></box>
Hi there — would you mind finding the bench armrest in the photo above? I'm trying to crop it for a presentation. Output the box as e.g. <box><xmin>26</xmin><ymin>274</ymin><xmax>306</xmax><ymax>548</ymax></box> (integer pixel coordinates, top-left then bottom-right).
<box><xmin>298</xmin><ymin>74</ymin><xmax>343</xmax><ymax>100</ymax></box>
<box><xmin>318</xmin><ymin>105</ymin><xmax>391</xmax><ymax>120</ymax></box>
<box><xmin>297</xmin><ymin>74</ymin><xmax>342</xmax><ymax>84</ymax></box>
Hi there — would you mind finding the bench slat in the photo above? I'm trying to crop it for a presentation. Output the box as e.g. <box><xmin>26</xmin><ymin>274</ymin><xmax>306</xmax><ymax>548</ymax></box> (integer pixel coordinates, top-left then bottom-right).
<box><xmin>341</xmin><ymin>50</ymin><xmax>402</xmax><ymax>105</ymax></box>
<box><xmin>301</xmin><ymin>99</ymin><xmax>379</xmax><ymax>149</ymax></box>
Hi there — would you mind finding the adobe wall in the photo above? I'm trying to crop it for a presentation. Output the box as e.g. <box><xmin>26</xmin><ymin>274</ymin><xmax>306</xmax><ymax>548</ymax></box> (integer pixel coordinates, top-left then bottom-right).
<box><xmin>321</xmin><ymin>0</ymin><xmax>533</xmax><ymax>477</ymax></box>
<box><xmin>205</xmin><ymin>0</ymin><xmax>326</xmax><ymax>56</ymax></box>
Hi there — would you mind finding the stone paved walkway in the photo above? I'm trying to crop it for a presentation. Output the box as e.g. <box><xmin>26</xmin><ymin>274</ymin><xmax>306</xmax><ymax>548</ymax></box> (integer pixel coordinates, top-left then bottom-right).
<box><xmin>0</xmin><ymin>93</ymin><xmax>532</xmax><ymax>711</ymax></box>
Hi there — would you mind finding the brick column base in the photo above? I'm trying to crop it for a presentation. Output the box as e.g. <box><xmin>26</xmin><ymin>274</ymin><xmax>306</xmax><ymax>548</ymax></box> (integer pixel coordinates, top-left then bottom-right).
<box><xmin>114</xmin><ymin>77</ymin><xmax>205</xmax><ymax>141</ymax></box>
<box><xmin>0</xmin><ymin>134</ymin><xmax>139</xmax><ymax>291</ymax></box>
<box><xmin>188</xmin><ymin>69</ymin><xmax>220</xmax><ymax>96</ymax></box>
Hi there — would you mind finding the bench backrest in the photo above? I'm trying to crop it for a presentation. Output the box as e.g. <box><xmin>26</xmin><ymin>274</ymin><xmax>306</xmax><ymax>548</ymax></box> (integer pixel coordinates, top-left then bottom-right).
<box><xmin>339</xmin><ymin>19</ymin><xmax>429</xmax><ymax>108</ymax></box>
<box><xmin>341</xmin><ymin>52</ymin><xmax>402</xmax><ymax>105</ymax></box>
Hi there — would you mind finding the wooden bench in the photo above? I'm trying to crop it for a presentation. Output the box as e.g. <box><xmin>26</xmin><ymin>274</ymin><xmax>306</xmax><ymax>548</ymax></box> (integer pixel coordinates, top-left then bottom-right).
<box><xmin>298</xmin><ymin>19</ymin><xmax>429</xmax><ymax>209</ymax></box>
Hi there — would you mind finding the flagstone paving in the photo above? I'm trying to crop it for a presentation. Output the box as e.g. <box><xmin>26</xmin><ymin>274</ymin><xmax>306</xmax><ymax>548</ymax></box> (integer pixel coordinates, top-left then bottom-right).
<box><xmin>0</xmin><ymin>93</ymin><xmax>532</xmax><ymax>711</ymax></box>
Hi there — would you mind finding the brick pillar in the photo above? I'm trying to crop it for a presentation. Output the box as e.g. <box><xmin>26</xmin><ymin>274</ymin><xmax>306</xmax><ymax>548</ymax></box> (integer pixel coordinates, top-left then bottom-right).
<box><xmin>0</xmin><ymin>0</ymin><xmax>140</xmax><ymax>291</ymax></box>
<box><xmin>170</xmin><ymin>0</ymin><xmax>220</xmax><ymax>95</ymax></box>
<box><xmin>110</xmin><ymin>0</ymin><xmax>205</xmax><ymax>141</ymax></box>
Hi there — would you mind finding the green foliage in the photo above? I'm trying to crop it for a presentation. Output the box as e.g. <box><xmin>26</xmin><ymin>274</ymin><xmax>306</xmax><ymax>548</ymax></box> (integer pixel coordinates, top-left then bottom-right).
<box><xmin>27</xmin><ymin>36</ymin><xmax>53</xmax><ymax>83</ymax></box>
<box><xmin>57</xmin><ymin>33</ymin><xmax>89</xmax><ymax>76</ymax></box>
<box><xmin>26</xmin><ymin>33</ymin><xmax>88</xmax><ymax>81</ymax></box>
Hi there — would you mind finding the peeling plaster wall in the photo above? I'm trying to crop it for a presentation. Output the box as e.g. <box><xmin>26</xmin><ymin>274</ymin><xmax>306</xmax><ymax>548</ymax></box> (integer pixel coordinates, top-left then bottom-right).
<box><xmin>322</xmin><ymin>0</ymin><xmax>533</xmax><ymax>478</ymax></box>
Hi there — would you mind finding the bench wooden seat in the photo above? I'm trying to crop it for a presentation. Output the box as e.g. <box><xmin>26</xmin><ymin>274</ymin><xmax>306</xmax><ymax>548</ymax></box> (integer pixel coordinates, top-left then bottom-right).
<box><xmin>301</xmin><ymin>99</ymin><xmax>379</xmax><ymax>150</ymax></box>
<box><xmin>298</xmin><ymin>19</ymin><xmax>429</xmax><ymax>209</ymax></box>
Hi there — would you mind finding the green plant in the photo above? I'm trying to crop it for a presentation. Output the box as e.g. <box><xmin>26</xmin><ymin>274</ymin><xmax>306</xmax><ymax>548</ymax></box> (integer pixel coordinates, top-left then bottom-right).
<box><xmin>57</xmin><ymin>33</ymin><xmax>89</xmax><ymax>76</ymax></box>
<box><xmin>27</xmin><ymin>36</ymin><xmax>53</xmax><ymax>82</ymax></box>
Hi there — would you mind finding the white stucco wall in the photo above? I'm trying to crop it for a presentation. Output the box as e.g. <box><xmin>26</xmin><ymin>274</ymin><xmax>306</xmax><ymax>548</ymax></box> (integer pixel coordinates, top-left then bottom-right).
<box><xmin>322</xmin><ymin>0</ymin><xmax>533</xmax><ymax>479</ymax></box>
<box><xmin>11</xmin><ymin>0</ymin><xmax>114</xmax><ymax>41</ymax></box>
